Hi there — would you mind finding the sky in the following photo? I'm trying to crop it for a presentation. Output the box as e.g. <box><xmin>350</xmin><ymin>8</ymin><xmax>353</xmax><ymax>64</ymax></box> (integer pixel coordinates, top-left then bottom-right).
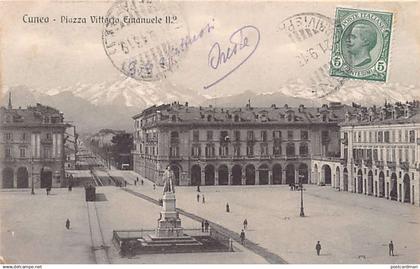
<box><xmin>0</xmin><ymin>0</ymin><xmax>419</xmax><ymax>98</ymax></box>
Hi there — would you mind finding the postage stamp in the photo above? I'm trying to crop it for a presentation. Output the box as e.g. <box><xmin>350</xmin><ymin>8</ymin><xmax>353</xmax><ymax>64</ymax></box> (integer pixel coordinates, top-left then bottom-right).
<box><xmin>330</xmin><ymin>7</ymin><xmax>393</xmax><ymax>82</ymax></box>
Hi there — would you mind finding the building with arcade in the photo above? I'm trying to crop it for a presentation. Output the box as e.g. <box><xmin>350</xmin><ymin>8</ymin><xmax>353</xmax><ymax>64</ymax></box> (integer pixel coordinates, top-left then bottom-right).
<box><xmin>0</xmin><ymin>95</ymin><xmax>69</xmax><ymax>189</ymax></box>
<box><xmin>132</xmin><ymin>101</ymin><xmax>350</xmax><ymax>187</ymax></box>
<box><xmin>312</xmin><ymin>101</ymin><xmax>420</xmax><ymax>206</ymax></box>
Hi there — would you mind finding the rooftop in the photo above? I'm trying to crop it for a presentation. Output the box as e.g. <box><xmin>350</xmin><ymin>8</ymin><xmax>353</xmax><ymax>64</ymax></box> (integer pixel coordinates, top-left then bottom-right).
<box><xmin>134</xmin><ymin>102</ymin><xmax>355</xmax><ymax>126</ymax></box>
<box><xmin>341</xmin><ymin>100</ymin><xmax>420</xmax><ymax>126</ymax></box>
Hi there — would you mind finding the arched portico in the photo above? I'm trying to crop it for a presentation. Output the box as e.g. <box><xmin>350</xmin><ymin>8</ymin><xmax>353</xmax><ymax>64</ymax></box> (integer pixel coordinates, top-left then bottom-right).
<box><xmin>258</xmin><ymin>164</ymin><xmax>269</xmax><ymax>185</ymax></box>
<box><xmin>17</xmin><ymin>167</ymin><xmax>29</xmax><ymax>188</ymax></box>
<box><xmin>218</xmin><ymin>165</ymin><xmax>229</xmax><ymax>185</ymax></box>
<box><xmin>272</xmin><ymin>164</ymin><xmax>282</xmax><ymax>184</ymax></box>
<box><xmin>2</xmin><ymin>167</ymin><xmax>14</xmax><ymax>188</ymax></box>
<box><xmin>191</xmin><ymin>165</ymin><xmax>201</xmax><ymax>186</ymax></box>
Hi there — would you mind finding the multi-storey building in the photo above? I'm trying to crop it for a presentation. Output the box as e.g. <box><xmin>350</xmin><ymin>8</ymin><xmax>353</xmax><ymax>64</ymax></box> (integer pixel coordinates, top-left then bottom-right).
<box><xmin>0</xmin><ymin>95</ymin><xmax>70</xmax><ymax>189</ymax></box>
<box><xmin>312</xmin><ymin>101</ymin><xmax>420</xmax><ymax>206</ymax></box>
<box><xmin>132</xmin><ymin>101</ymin><xmax>351</xmax><ymax>186</ymax></box>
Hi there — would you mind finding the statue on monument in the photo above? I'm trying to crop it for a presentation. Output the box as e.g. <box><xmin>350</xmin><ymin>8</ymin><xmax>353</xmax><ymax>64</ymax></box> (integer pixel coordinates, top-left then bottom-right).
<box><xmin>163</xmin><ymin>166</ymin><xmax>175</xmax><ymax>193</ymax></box>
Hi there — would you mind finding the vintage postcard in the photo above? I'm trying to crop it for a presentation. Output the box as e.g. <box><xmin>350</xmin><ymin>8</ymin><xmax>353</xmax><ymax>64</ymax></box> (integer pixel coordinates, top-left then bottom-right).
<box><xmin>1</xmin><ymin>0</ymin><xmax>420</xmax><ymax>266</ymax></box>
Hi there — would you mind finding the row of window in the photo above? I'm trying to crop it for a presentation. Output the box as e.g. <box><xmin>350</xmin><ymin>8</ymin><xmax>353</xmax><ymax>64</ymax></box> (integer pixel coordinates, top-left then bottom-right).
<box><xmin>189</xmin><ymin>130</ymin><xmax>310</xmax><ymax>142</ymax></box>
<box><xmin>352</xmin><ymin>147</ymin><xmax>416</xmax><ymax>164</ymax></box>
<box><xmin>351</xmin><ymin>129</ymin><xmax>416</xmax><ymax>144</ymax></box>
<box><xmin>2</xmin><ymin>132</ymin><xmax>54</xmax><ymax>142</ymax></box>
<box><xmin>4</xmin><ymin>147</ymin><xmax>54</xmax><ymax>158</ymax></box>
<box><xmin>187</xmin><ymin>142</ymin><xmax>309</xmax><ymax>157</ymax></box>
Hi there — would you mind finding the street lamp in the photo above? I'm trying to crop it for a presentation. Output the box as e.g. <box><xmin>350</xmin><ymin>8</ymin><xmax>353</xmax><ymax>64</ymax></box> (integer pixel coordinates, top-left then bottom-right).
<box><xmin>31</xmin><ymin>147</ymin><xmax>35</xmax><ymax>195</ymax></box>
<box><xmin>299</xmin><ymin>174</ymin><xmax>305</xmax><ymax>217</ymax></box>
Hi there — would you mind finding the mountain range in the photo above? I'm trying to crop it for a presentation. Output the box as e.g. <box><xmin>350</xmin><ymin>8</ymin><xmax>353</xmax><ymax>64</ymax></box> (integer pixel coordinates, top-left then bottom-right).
<box><xmin>2</xmin><ymin>77</ymin><xmax>419</xmax><ymax>133</ymax></box>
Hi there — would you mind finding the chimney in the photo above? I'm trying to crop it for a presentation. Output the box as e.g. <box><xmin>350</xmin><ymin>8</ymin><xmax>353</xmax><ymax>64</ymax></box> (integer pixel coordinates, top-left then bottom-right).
<box><xmin>298</xmin><ymin>104</ymin><xmax>305</xmax><ymax>112</ymax></box>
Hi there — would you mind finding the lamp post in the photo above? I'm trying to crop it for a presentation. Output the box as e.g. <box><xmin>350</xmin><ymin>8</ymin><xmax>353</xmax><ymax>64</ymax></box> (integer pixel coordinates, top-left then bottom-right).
<box><xmin>31</xmin><ymin>159</ymin><xmax>35</xmax><ymax>195</ymax></box>
<box><xmin>299</xmin><ymin>174</ymin><xmax>305</xmax><ymax>217</ymax></box>
<box><xmin>31</xmin><ymin>150</ymin><xmax>35</xmax><ymax>195</ymax></box>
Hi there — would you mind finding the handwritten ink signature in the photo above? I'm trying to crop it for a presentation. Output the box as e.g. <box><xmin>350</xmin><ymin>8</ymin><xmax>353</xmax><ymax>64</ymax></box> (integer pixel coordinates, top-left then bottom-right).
<box><xmin>204</xmin><ymin>25</ymin><xmax>260</xmax><ymax>89</ymax></box>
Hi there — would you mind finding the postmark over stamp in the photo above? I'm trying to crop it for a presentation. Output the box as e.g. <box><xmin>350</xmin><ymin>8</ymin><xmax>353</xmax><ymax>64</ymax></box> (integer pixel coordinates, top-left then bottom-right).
<box><xmin>279</xmin><ymin>12</ymin><xmax>346</xmax><ymax>98</ymax></box>
<box><xmin>330</xmin><ymin>7</ymin><xmax>393</xmax><ymax>82</ymax></box>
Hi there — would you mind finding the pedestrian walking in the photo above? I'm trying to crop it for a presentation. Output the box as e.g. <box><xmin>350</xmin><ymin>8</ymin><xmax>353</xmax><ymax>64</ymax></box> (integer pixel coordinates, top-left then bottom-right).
<box><xmin>141</xmin><ymin>179</ymin><xmax>144</xmax><ymax>185</ymax></box>
<box><xmin>65</xmin><ymin>219</ymin><xmax>70</xmax><ymax>230</ymax></box>
<box><xmin>243</xmin><ymin>219</ymin><xmax>248</xmax><ymax>230</ymax></box>
<box><xmin>316</xmin><ymin>241</ymin><xmax>322</xmax><ymax>256</ymax></box>
<box><xmin>389</xmin><ymin>241</ymin><xmax>394</xmax><ymax>256</ymax></box>
<box><xmin>136</xmin><ymin>177</ymin><xmax>139</xmax><ymax>183</ymax></box>
<box><xmin>197</xmin><ymin>185</ymin><xmax>201</xmax><ymax>192</ymax></box>
<box><xmin>153</xmin><ymin>184</ymin><xmax>156</xmax><ymax>190</ymax></box>
<box><xmin>124</xmin><ymin>180</ymin><xmax>127</xmax><ymax>187</ymax></box>
<box><xmin>201</xmin><ymin>220</ymin><xmax>205</xmax><ymax>232</ymax></box>
<box><xmin>197</xmin><ymin>193</ymin><xmax>200</xmax><ymax>202</ymax></box>
<box><xmin>202</xmin><ymin>195</ymin><xmax>205</xmax><ymax>204</ymax></box>
<box><xmin>226</xmin><ymin>203</ymin><xmax>230</xmax><ymax>213</ymax></box>
<box><xmin>204</xmin><ymin>220</ymin><xmax>209</xmax><ymax>232</ymax></box>
<box><xmin>240</xmin><ymin>230</ymin><xmax>245</xmax><ymax>245</ymax></box>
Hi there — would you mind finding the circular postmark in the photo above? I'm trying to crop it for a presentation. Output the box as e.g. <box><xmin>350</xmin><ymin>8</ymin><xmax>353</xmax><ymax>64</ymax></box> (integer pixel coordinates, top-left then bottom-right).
<box><xmin>278</xmin><ymin>12</ymin><xmax>346</xmax><ymax>98</ymax></box>
<box><xmin>102</xmin><ymin>0</ymin><xmax>190</xmax><ymax>81</ymax></box>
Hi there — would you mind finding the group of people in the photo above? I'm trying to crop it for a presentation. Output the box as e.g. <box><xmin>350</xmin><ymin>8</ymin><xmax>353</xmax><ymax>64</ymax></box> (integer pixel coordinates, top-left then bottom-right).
<box><xmin>196</xmin><ymin>193</ymin><xmax>205</xmax><ymax>203</ymax></box>
<box><xmin>134</xmin><ymin>177</ymin><xmax>144</xmax><ymax>186</ymax></box>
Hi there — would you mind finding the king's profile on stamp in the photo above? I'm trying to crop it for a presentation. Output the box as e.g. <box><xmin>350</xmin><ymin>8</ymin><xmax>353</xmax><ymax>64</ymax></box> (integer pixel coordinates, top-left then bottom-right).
<box><xmin>330</xmin><ymin>7</ymin><xmax>393</xmax><ymax>82</ymax></box>
<box><xmin>345</xmin><ymin>21</ymin><xmax>377</xmax><ymax>67</ymax></box>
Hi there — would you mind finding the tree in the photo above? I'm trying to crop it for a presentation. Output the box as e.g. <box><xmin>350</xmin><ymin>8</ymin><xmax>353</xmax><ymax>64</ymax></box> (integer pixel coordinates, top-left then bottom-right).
<box><xmin>111</xmin><ymin>133</ymin><xmax>133</xmax><ymax>169</ymax></box>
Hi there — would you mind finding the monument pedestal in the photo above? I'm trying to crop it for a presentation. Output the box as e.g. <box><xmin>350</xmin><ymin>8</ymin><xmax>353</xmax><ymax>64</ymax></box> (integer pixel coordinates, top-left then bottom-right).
<box><xmin>138</xmin><ymin>191</ymin><xmax>201</xmax><ymax>248</ymax></box>
<box><xmin>155</xmin><ymin>192</ymin><xmax>184</xmax><ymax>237</ymax></box>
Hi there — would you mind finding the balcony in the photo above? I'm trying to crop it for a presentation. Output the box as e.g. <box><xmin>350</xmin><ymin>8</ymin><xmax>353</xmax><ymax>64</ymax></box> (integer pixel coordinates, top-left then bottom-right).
<box><xmin>374</xmin><ymin>160</ymin><xmax>384</xmax><ymax>168</ymax></box>
<box><xmin>219</xmin><ymin>136</ymin><xmax>230</xmax><ymax>144</ymax></box>
<box><xmin>41</xmin><ymin>137</ymin><xmax>53</xmax><ymax>144</ymax></box>
<box><xmin>340</xmin><ymin>158</ymin><xmax>347</xmax><ymax>165</ymax></box>
<box><xmin>354</xmin><ymin>159</ymin><xmax>362</xmax><ymax>167</ymax></box>
<box><xmin>246</xmin><ymin>139</ymin><xmax>256</xmax><ymax>144</ymax></box>
<box><xmin>273</xmin><ymin>138</ymin><xmax>282</xmax><ymax>143</ymax></box>
<box><xmin>3</xmin><ymin>156</ymin><xmax>15</xmax><ymax>162</ymax></box>
<box><xmin>321</xmin><ymin>136</ymin><xmax>330</xmax><ymax>144</ymax></box>
<box><xmin>168</xmin><ymin>155</ymin><xmax>182</xmax><ymax>161</ymax></box>
<box><xmin>387</xmin><ymin>161</ymin><xmax>396</xmax><ymax>169</ymax></box>
<box><xmin>363</xmin><ymin>159</ymin><xmax>373</xmax><ymax>167</ymax></box>
<box><xmin>170</xmin><ymin>138</ymin><xmax>179</xmax><ymax>144</ymax></box>
<box><xmin>399</xmin><ymin>161</ymin><xmax>410</xmax><ymax>171</ymax></box>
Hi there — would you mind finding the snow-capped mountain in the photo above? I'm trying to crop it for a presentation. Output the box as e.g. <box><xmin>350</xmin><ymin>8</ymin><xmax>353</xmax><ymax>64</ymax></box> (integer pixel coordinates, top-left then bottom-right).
<box><xmin>273</xmin><ymin>79</ymin><xmax>419</xmax><ymax>105</ymax></box>
<box><xmin>2</xmin><ymin>77</ymin><xmax>418</xmax><ymax>133</ymax></box>
<box><xmin>27</xmin><ymin>77</ymin><xmax>207</xmax><ymax>108</ymax></box>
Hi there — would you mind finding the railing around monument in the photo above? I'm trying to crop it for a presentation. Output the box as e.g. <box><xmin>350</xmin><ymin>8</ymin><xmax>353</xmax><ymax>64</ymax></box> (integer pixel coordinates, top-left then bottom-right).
<box><xmin>209</xmin><ymin>227</ymin><xmax>231</xmax><ymax>250</ymax></box>
<box><xmin>113</xmin><ymin>229</ymin><xmax>155</xmax><ymax>245</ymax></box>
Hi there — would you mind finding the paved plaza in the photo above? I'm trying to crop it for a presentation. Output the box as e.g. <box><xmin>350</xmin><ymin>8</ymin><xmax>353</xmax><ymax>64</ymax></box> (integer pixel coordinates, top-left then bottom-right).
<box><xmin>121</xmin><ymin>170</ymin><xmax>420</xmax><ymax>264</ymax></box>
<box><xmin>1</xmin><ymin>170</ymin><xmax>419</xmax><ymax>264</ymax></box>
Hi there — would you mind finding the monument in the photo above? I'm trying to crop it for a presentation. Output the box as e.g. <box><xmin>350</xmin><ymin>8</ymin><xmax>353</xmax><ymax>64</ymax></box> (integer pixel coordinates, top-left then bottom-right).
<box><xmin>155</xmin><ymin>167</ymin><xmax>183</xmax><ymax>237</ymax></box>
<box><xmin>113</xmin><ymin>166</ymin><xmax>232</xmax><ymax>254</ymax></box>
<box><xmin>138</xmin><ymin>166</ymin><xmax>201</xmax><ymax>247</ymax></box>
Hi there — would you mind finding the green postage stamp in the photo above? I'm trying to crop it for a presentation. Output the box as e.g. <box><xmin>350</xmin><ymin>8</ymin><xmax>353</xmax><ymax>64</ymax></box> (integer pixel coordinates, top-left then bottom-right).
<box><xmin>330</xmin><ymin>7</ymin><xmax>393</xmax><ymax>82</ymax></box>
